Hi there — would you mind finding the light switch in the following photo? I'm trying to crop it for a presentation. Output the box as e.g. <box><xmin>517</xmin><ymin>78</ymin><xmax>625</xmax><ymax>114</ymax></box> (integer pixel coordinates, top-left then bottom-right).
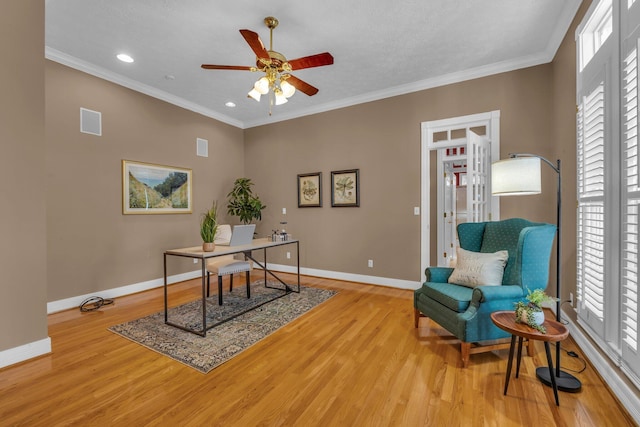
<box><xmin>282</xmin><ymin>207</ymin><xmax>287</xmax><ymax>215</ymax></box>
<box><xmin>414</xmin><ymin>207</ymin><xmax>420</xmax><ymax>215</ymax></box>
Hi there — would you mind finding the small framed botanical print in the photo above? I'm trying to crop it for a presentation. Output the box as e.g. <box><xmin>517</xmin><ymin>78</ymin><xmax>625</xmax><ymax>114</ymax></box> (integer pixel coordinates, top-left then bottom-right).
<box><xmin>298</xmin><ymin>172</ymin><xmax>322</xmax><ymax>207</ymax></box>
<box><xmin>331</xmin><ymin>169</ymin><xmax>359</xmax><ymax>207</ymax></box>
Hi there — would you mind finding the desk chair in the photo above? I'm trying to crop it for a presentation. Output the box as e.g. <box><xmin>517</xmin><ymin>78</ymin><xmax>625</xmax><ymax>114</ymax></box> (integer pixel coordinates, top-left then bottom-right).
<box><xmin>206</xmin><ymin>224</ymin><xmax>253</xmax><ymax>305</ymax></box>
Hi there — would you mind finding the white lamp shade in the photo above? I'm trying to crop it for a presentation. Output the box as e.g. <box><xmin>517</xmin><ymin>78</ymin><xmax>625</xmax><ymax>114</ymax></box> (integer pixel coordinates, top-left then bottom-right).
<box><xmin>254</xmin><ymin>77</ymin><xmax>270</xmax><ymax>95</ymax></box>
<box><xmin>247</xmin><ymin>88</ymin><xmax>261</xmax><ymax>102</ymax></box>
<box><xmin>491</xmin><ymin>157</ymin><xmax>542</xmax><ymax>196</ymax></box>
<box><xmin>281</xmin><ymin>80</ymin><xmax>296</xmax><ymax>98</ymax></box>
<box><xmin>274</xmin><ymin>90</ymin><xmax>288</xmax><ymax>105</ymax></box>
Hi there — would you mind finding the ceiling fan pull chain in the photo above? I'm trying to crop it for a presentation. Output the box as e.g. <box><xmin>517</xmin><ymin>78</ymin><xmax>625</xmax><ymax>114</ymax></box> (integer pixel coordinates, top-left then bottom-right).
<box><xmin>269</xmin><ymin>91</ymin><xmax>273</xmax><ymax>116</ymax></box>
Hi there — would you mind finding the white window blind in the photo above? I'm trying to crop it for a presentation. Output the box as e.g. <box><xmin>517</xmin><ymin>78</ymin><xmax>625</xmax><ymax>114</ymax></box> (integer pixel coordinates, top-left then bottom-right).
<box><xmin>577</xmin><ymin>0</ymin><xmax>640</xmax><ymax>388</ymax></box>
<box><xmin>623</xmin><ymin>45</ymin><xmax>639</xmax><ymax>353</ymax></box>
<box><xmin>622</xmin><ymin>31</ymin><xmax>640</xmax><ymax>384</ymax></box>
<box><xmin>577</xmin><ymin>83</ymin><xmax>606</xmax><ymax>330</ymax></box>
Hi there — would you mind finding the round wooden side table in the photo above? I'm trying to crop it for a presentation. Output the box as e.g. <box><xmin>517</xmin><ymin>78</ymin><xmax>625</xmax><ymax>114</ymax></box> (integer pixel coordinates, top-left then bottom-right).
<box><xmin>490</xmin><ymin>310</ymin><xmax>569</xmax><ymax>406</ymax></box>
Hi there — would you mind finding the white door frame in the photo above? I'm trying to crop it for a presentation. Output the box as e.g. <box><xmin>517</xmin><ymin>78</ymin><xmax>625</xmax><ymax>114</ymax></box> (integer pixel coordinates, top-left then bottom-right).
<box><xmin>420</xmin><ymin>111</ymin><xmax>501</xmax><ymax>282</ymax></box>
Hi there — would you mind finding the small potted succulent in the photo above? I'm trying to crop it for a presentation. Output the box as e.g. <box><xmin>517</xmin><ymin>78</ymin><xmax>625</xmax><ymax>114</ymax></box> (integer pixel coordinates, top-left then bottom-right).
<box><xmin>514</xmin><ymin>288</ymin><xmax>556</xmax><ymax>333</ymax></box>
<box><xmin>200</xmin><ymin>201</ymin><xmax>218</xmax><ymax>252</ymax></box>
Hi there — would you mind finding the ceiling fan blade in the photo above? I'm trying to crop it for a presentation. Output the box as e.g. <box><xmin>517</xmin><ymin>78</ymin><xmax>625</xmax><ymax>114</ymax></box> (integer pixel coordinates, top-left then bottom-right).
<box><xmin>286</xmin><ymin>75</ymin><xmax>319</xmax><ymax>96</ymax></box>
<box><xmin>287</xmin><ymin>52</ymin><xmax>334</xmax><ymax>70</ymax></box>
<box><xmin>239</xmin><ymin>29</ymin><xmax>270</xmax><ymax>61</ymax></box>
<box><xmin>201</xmin><ymin>64</ymin><xmax>253</xmax><ymax>71</ymax></box>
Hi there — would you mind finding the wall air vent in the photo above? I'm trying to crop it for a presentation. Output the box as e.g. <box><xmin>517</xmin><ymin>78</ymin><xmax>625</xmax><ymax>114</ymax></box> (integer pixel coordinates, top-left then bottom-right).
<box><xmin>197</xmin><ymin>138</ymin><xmax>209</xmax><ymax>157</ymax></box>
<box><xmin>80</xmin><ymin>108</ymin><xmax>102</xmax><ymax>136</ymax></box>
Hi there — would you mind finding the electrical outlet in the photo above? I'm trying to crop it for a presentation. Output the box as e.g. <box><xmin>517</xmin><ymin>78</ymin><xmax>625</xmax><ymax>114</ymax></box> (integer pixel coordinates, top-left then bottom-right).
<box><xmin>193</xmin><ymin>258</ymin><xmax>198</xmax><ymax>264</ymax></box>
<box><xmin>368</xmin><ymin>259</ymin><xmax>374</xmax><ymax>268</ymax></box>
<box><xmin>569</xmin><ymin>292</ymin><xmax>574</xmax><ymax>307</ymax></box>
<box><xmin>286</xmin><ymin>252</ymin><xmax>291</xmax><ymax>259</ymax></box>
<box><xmin>282</xmin><ymin>207</ymin><xmax>287</xmax><ymax>215</ymax></box>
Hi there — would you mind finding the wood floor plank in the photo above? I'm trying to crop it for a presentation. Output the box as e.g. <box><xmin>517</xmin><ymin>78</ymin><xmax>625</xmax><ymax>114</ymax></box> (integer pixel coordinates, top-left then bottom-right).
<box><xmin>0</xmin><ymin>273</ymin><xmax>636</xmax><ymax>426</ymax></box>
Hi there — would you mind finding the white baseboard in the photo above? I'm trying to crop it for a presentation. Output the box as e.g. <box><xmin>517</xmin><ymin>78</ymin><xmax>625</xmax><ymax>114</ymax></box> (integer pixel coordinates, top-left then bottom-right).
<box><xmin>561</xmin><ymin>308</ymin><xmax>640</xmax><ymax>425</ymax></box>
<box><xmin>0</xmin><ymin>337</ymin><xmax>51</xmax><ymax>370</ymax></box>
<box><xmin>48</xmin><ymin>265</ymin><xmax>420</xmax><ymax>315</ymax></box>
<box><xmin>261</xmin><ymin>263</ymin><xmax>421</xmax><ymax>290</ymax></box>
<box><xmin>47</xmin><ymin>270</ymin><xmax>202</xmax><ymax>314</ymax></box>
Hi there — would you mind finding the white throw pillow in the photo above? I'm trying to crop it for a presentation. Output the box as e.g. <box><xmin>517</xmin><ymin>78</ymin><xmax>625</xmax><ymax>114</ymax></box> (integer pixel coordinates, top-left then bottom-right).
<box><xmin>447</xmin><ymin>248</ymin><xmax>509</xmax><ymax>287</ymax></box>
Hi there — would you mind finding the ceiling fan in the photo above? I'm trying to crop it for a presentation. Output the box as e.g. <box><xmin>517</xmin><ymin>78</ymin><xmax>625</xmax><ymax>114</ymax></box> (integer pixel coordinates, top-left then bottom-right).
<box><xmin>201</xmin><ymin>16</ymin><xmax>334</xmax><ymax>110</ymax></box>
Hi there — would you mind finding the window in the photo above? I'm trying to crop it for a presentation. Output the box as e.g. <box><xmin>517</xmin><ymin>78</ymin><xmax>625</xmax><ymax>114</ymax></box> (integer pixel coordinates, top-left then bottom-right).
<box><xmin>579</xmin><ymin>0</ymin><xmax>613</xmax><ymax>71</ymax></box>
<box><xmin>577</xmin><ymin>0</ymin><xmax>640</xmax><ymax>388</ymax></box>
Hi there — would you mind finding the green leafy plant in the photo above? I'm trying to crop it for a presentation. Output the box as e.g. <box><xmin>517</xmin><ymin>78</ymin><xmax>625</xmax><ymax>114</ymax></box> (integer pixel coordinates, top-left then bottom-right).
<box><xmin>525</xmin><ymin>288</ymin><xmax>554</xmax><ymax>308</ymax></box>
<box><xmin>200</xmin><ymin>201</ymin><xmax>218</xmax><ymax>243</ymax></box>
<box><xmin>514</xmin><ymin>288</ymin><xmax>556</xmax><ymax>333</ymax></box>
<box><xmin>226</xmin><ymin>178</ymin><xmax>266</xmax><ymax>224</ymax></box>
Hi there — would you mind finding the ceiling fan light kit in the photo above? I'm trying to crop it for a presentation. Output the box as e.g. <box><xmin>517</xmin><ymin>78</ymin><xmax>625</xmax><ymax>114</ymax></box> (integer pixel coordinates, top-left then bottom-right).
<box><xmin>201</xmin><ymin>16</ymin><xmax>333</xmax><ymax>115</ymax></box>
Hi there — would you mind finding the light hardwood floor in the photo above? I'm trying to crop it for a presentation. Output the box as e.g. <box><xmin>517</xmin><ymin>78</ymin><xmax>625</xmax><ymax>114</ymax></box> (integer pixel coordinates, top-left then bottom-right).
<box><xmin>0</xmin><ymin>273</ymin><xmax>636</xmax><ymax>426</ymax></box>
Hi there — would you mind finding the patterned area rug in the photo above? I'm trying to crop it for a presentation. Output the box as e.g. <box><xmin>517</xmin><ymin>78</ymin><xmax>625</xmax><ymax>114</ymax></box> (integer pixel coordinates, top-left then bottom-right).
<box><xmin>109</xmin><ymin>281</ymin><xmax>336</xmax><ymax>373</ymax></box>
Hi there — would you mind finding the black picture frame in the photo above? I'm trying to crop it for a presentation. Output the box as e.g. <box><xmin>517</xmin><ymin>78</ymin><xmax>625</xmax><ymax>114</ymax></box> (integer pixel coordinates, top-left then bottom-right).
<box><xmin>297</xmin><ymin>172</ymin><xmax>322</xmax><ymax>207</ymax></box>
<box><xmin>331</xmin><ymin>169</ymin><xmax>359</xmax><ymax>207</ymax></box>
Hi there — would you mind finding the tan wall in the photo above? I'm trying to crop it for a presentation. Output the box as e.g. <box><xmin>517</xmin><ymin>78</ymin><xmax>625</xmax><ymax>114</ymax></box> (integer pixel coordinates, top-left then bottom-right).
<box><xmin>552</xmin><ymin>0</ymin><xmax>591</xmax><ymax>316</ymax></box>
<box><xmin>0</xmin><ymin>1</ymin><xmax>48</xmax><ymax>351</ymax></box>
<box><xmin>245</xmin><ymin>64</ymin><xmax>557</xmax><ymax>282</ymax></box>
<box><xmin>45</xmin><ymin>62</ymin><xmax>245</xmax><ymax>301</ymax></box>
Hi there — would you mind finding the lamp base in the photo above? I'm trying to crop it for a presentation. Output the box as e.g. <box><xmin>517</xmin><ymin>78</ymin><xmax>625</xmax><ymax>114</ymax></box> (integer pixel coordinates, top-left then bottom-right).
<box><xmin>536</xmin><ymin>367</ymin><xmax>582</xmax><ymax>392</ymax></box>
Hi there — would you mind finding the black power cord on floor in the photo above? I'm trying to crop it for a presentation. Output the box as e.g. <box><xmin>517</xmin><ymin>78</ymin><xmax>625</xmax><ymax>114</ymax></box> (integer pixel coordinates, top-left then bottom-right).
<box><xmin>79</xmin><ymin>296</ymin><xmax>114</xmax><ymax>312</ymax></box>
<box><xmin>550</xmin><ymin>342</ymin><xmax>587</xmax><ymax>374</ymax></box>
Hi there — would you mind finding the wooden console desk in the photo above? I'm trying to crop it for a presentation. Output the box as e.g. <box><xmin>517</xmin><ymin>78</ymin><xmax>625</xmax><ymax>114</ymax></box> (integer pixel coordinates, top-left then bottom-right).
<box><xmin>163</xmin><ymin>238</ymin><xmax>300</xmax><ymax>336</ymax></box>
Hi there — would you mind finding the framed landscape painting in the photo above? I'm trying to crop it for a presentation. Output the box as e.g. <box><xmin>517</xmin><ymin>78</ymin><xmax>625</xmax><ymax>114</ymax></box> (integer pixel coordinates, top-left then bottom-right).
<box><xmin>331</xmin><ymin>169</ymin><xmax>359</xmax><ymax>207</ymax></box>
<box><xmin>122</xmin><ymin>160</ymin><xmax>192</xmax><ymax>214</ymax></box>
<box><xmin>298</xmin><ymin>172</ymin><xmax>322</xmax><ymax>207</ymax></box>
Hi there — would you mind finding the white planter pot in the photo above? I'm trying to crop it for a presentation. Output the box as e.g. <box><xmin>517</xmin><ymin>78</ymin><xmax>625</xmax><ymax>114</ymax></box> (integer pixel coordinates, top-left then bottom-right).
<box><xmin>518</xmin><ymin>308</ymin><xmax>545</xmax><ymax>326</ymax></box>
<box><xmin>531</xmin><ymin>310</ymin><xmax>545</xmax><ymax>326</ymax></box>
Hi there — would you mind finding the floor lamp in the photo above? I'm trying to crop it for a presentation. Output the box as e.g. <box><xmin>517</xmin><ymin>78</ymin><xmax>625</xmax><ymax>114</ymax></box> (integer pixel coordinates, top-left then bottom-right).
<box><xmin>491</xmin><ymin>153</ymin><xmax>581</xmax><ymax>393</ymax></box>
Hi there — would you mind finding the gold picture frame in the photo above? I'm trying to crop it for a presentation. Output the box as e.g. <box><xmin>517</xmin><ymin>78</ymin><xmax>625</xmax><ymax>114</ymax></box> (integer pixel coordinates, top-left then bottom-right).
<box><xmin>122</xmin><ymin>160</ymin><xmax>192</xmax><ymax>214</ymax></box>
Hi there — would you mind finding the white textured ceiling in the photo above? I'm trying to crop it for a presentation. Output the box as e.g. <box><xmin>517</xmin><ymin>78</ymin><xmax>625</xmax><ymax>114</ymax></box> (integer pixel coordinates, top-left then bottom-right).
<box><xmin>45</xmin><ymin>0</ymin><xmax>582</xmax><ymax>129</ymax></box>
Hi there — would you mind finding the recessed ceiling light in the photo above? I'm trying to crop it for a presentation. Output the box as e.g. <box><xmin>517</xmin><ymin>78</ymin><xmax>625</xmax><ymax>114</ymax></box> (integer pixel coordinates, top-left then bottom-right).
<box><xmin>225</xmin><ymin>102</ymin><xmax>236</xmax><ymax>108</ymax></box>
<box><xmin>116</xmin><ymin>53</ymin><xmax>134</xmax><ymax>63</ymax></box>
<box><xmin>164</xmin><ymin>74</ymin><xmax>175</xmax><ymax>80</ymax></box>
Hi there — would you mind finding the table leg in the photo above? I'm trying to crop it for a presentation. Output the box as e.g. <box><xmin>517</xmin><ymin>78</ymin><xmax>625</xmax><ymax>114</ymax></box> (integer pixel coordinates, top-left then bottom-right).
<box><xmin>544</xmin><ymin>342</ymin><xmax>560</xmax><ymax>406</ymax></box>
<box><xmin>516</xmin><ymin>337</ymin><xmax>524</xmax><ymax>378</ymax></box>
<box><xmin>296</xmin><ymin>240</ymin><xmax>300</xmax><ymax>292</ymax></box>
<box><xmin>504</xmin><ymin>334</ymin><xmax>517</xmax><ymax>396</ymax></box>
<box><xmin>201</xmin><ymin>259</ymin><xmax>207</xmax><ymax>336</ymax></box>
<box><xmin>164</xmin><ymin>253</ymin><xmax>168</xmax><ymax>322</ymax></box>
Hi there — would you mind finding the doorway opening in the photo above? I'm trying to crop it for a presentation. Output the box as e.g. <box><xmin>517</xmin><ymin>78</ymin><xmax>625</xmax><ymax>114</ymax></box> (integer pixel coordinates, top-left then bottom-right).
<box><xmin>420</xmin><ymin>111</ymin><xmax>501</xmax><ymax>280</ymax></box>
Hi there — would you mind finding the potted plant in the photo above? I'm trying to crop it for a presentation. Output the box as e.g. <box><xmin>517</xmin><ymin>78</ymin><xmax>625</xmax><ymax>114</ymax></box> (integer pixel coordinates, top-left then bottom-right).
<box><xmin>514</xmin><ymin>288</ymin><xmax>555</xmax><ymax>333</ymax></box>
<box><xmin>200</xmin><ymin>201</ymin><xmax>218</xmax><ymax>252</ymax></box>
<box><xmin>226</xmin><ymin>178</ymin><xmax>266</xmax><ymax>224</ymax></box>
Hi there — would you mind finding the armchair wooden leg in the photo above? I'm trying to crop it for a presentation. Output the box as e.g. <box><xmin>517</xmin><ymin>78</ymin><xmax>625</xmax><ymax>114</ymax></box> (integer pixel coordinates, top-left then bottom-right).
<box><xmin>414</xmin><ymin>308</ymin><xmax>422</xmax><ymax>328</ymax></box>
<box><xmin>461</xmin><ymin>342</ymin><xmax>471</xmax><ymax>368</ymax></box>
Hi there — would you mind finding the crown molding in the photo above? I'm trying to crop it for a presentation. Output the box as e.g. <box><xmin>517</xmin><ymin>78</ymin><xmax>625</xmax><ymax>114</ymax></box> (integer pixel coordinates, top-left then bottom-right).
<box><xmin>45</xmin><ymin>47</ymin><xmax>244</xmax><ymax>129</ymax></box>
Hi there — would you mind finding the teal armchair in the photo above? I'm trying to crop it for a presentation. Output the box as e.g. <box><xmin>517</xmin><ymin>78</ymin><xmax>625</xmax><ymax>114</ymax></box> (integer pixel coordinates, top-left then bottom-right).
<box><xmin>414</xmin><ymin>218</ymin><xmax>556</xmax><ymax>367</ymax></box>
